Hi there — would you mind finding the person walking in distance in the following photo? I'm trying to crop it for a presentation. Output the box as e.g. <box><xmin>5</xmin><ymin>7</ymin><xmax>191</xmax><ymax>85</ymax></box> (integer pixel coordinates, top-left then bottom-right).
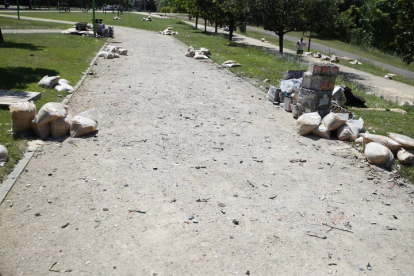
<box><xmin>296</xmin><ymin>38</ymin><xmax>305</xmax><ymax>57</ymax></box>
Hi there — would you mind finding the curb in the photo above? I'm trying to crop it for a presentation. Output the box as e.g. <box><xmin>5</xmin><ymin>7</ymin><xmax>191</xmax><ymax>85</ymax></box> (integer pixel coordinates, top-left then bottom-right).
<box><xmin>0</xmin><ymin>39</ymin><xmax>109</xmax><ymax>204</ymax></box>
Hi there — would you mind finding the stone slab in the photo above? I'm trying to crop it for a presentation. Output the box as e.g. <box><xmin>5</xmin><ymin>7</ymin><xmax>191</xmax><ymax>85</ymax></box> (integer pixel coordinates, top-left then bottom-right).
<box><xmin>0</xmin><ymin>90</ymin><xmax>41</xmax><ymax>106</ymax></box>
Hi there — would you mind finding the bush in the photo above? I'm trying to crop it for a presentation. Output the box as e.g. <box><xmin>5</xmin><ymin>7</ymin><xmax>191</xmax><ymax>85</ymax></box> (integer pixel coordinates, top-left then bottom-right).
<box><xmin>160</xmin><ymin>6</ymin><xmax>174</xmax><ymax>13</ymax></box>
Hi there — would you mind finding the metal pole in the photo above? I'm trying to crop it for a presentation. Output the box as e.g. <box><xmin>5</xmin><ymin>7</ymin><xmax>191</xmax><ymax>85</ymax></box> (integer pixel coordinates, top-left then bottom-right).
<box><xmin>92</xmin><ymin>0</ymin><xmax>96</xmax><ymax>37</ymax></box>
<box><xmin>17</xmin><ymin>0</ymin><xmax>20</xmax><ymax>19</ymax></box>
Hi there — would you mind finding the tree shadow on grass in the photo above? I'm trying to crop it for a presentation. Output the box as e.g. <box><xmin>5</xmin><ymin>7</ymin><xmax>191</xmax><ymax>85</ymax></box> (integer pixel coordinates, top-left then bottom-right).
<box><xmin>0</xmin><ymin>41</ymin><xmax>45</xmax><ymax>51</ymax></box>
<box><xmin>0</xmin><ymin>67</ymin><xmax>59</xmax><ymax>90</ymax></box>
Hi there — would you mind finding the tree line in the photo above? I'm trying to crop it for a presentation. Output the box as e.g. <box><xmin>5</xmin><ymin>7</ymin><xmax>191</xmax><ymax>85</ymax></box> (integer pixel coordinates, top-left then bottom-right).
<box><xmin>168</xmin><ymin>0</ymin><xmax>414</xmax><ymax>64</ymax></box>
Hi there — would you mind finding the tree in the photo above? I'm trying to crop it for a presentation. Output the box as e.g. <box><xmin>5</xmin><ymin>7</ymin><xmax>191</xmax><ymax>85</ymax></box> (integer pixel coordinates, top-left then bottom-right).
<box><xmin>360</xmin><ymin>0</ymin><xmax>414</xmax><ymax>64</ymax></box>
<box><xmin>218</xmin><ymin>0</ymin><xmax>250</xmax><ymax>40</ymax></box>
<box><xmin>251</xmin><ymin>0</ymin><xmax>306</xmax><ymax>53</ymax></box>
<box><xmin>0</xmin><ymin>28</ymin><xmax>4</xmax><ymax>43</ymax></box>
<box><xmin>303</xmin><ymin>0</ymin><xmax>340</xmax><ymax>51</ymax></box>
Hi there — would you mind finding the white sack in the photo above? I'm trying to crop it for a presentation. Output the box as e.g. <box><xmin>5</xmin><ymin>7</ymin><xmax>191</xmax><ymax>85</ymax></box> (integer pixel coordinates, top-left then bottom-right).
<box><xmin>322</xmin><ymin>112</ymin><xmax>348</xmax><ymax>131</ymax></box>
<box><xmin>194</xmin><ymin>54</ymin><xmax>209</xmax><ymax>59</ymax></box>
<box><xmin>36</xmin><ymin>102</ymin><xmax>68</xmax><ymax>126</ymax></box>
<box><xmin>70</xmin><ymin>109</ymin><xmax>98</xmax><ymax>138</ymax></box>
<box><xmin>388</xmin><ymin>133</ymin><xmax>414</xmax><ymax>148</ymax></box>
<box><xmin>337</xmin><ymin>118</ymin><xmax>364</xmax><ymax>141</ymax></box>
<box><xmin>397</xmin><ymin>147</ymin><xmax>414</xmax><ymax>165</ymax></box>
<box><xmin>332</xmin><ymin>85</ymin><xmax>347</xmax><ymax>105</ymax></box>
<box><xmin>55</xmin><ymin>81</ymin><xmax>74</xmax><ymax>92</ymax></box>
<box><xmin>38</xmin><ymin>75</ymin><xmax>60</xmax><ymax>88</ymax></box>
<box><xmin>9</xmin><ymin>101</ymin><xmax>37</xmax><ymax>132</ymax></box>
<box><xmin>50</xmin><ymin>114</ymin><xmax>72</xmax><ymax>138</ymax></box>
<box><xmin>311</xmin><ymin>124</ymin><xmax>331</xmax><ymax>139</ymax></box>
<box><xmin>297</xmin><ymin>112</ymin><xmax>321</xmax><ymax>136</ymax></box>
<box><xmin>0</xmin><ymin>145</ymin><xmax>8</xmax><ymax>166</ymax></box>
<box><xmin>360</xmin><ymin>133</ymin><xmax>401</xmax><ymax>153</ymax></box>
<box><xmin>364</xmin><ymin>142</ymin><xmax>394</xmax><ymax>167</ymax></box>
<box><xmin>118</xmin><ymin>49</ymin><xmax>128</xmax><ymax>55</ymax></box>
<box><xmin>31</xmin><ymin>118</ymin><xmax>51</xmax><ymax>139</ymax></box>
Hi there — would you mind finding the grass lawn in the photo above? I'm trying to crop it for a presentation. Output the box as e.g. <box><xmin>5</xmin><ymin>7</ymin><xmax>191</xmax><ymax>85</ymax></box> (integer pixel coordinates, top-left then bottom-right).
<box><xmin>0</xmin><ymin>33</ymin><xmax>105</xmax><ymax>182</ymax></box>
<box><xmin>0</xmin><ymin>16</ymin><xmax>71</xmax><ymax>29</ymax></box>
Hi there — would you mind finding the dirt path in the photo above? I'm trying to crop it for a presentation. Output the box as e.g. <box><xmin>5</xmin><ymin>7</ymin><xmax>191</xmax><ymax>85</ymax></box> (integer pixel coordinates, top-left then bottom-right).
<box><xmin>1</xmin><ymin>26</ymin><xmax>413</xmax><ymax>276</ymax></box>
<box><xmin>2</xmin><ymin>29</ymin><xmax>63</xmax><ymax>33</ymax></box>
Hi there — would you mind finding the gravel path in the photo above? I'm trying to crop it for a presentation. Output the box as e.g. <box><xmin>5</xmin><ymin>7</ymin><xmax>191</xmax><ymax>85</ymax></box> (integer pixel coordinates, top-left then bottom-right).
<box><xmin>0</xmin><ymin>26</ymin><xmax>413</xmax><ymax>276</ymax></box>
<box><xmin>2</xmin><ymin>29</ymin><xmax>63</xmax><ymax>33</ymax></box>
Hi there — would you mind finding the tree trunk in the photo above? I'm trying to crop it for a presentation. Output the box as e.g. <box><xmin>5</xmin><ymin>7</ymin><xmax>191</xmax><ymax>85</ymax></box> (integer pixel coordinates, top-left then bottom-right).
<box><xmin>195</xmin><ymin>16</ymin><xmax>198</xmax><ymax>29</ymax></box>
<box><xmin>204</xmin><ymin>18</ymin><xmax>207</xmax><ymax>32</ymax></box>
<box><xmin>0</xmin><ymin>28</ymin><xmax>4</xmax><ymax>43</ymax></box>
<box><xmin>278</xmin><ymin>32</ymin><xmax>284</xmax><ymax>53</ymax></box>
<box><xmin>308</xmin><ymin>31</ymin><xmax>312</xmax><ymax>52</ymax></box>
<box><xmin>215</xmin><ymin>21</ymin><xmax>218</xmax><ymax>34</ymax></box>
<box><xmin>228</xmin><ymin>15</ymin><xmax>235</xmax><ymax>41</ymax></box>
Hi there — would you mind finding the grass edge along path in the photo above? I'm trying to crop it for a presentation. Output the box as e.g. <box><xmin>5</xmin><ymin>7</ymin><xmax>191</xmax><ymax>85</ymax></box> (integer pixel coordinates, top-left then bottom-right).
<box><xmin>0</xmin><ymin>33</ymin><xmax>105</xmax><ymax>183</ymax></box>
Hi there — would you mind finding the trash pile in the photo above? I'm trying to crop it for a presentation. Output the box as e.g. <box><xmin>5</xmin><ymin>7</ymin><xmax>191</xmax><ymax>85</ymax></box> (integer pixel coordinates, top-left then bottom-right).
<box><xmin>98</xmin><ymin>45</ymin><xmax>128</xmax><ymax>59</ymax></box>
<box><xmin>0</xmin><ymin>144</ymin><xmax>7</xmax><ymax>167</ymax></box>
<box><xmin>309</xmin><ymin>52</ymin><xmax>340</xmax><ymax>63</ymax></box>
<box><xmin>350</xmin><ymin>60</ymin><xmax>362</xmax><ymax>65</ymax></box>
<box><xmin>113</xmin><ymin>17</ymin><xmax>121</xmax><ymax>20</ymax></box>
<box><xmin>38</xmin><ymin>76</ymin><xmax>74</xmax><ymax>93</ymax></box>
<box><xmin>62</xmin><ymin>22</ymin><xmax>114</xmax><ymax>38</ymax></box>
<box><xmin>160</xmin><ymin>27</ymin><xmax>178</xmax><ymax>35</ymax></box>
<box><xmin>266</xmin><ymin>63</ymin><xmax>414</xmax><ymax>168</ymax></box>
<box><xmin>9</xmin><ymin>101</ymin><xmax>98</xmax><ymax>139</ymax></box>
<box><xmin>185</xmin><ymin>46</ymin><xmax>211</xmax><ymax>59</ymax></box>
<box><xmin>142</xmin><ymin>16</ymin><xmax>153</xmax><ymax>21</ymax></box>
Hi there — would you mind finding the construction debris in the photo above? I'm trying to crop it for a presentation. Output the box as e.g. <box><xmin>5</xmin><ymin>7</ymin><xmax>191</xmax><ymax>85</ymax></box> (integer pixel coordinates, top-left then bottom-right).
<box><xmin>62</xmin><ymin>22</ymin><xmax>114</xmax><ymax>38</ymax></box>
<box><xmin>185</xmin><ymin>46</ymin><xmax>211</xmax><ymax>59</ymax></box>
<box><xmin>142</xmin><ymin>16</ymin><xmax>153</xmax><ymax>21</ymax></box>
<box><xmin>385</xmin><ymin>73</ymin><xmax>396</xmax><ymax>79</ymax></box>
<box><xmin>350</xmin><ymin>59</ymin><xmax>362</xmax><ymax>65</ymax></box>
<box><xmin>9</xmin><ymin>101</ymin><xmax>37</xmax><ymax>133</ymax></box>
<box><xmin>99</xmin><ymin>45</ymin><xmax>128</xmax><ymax>60</ymax></box>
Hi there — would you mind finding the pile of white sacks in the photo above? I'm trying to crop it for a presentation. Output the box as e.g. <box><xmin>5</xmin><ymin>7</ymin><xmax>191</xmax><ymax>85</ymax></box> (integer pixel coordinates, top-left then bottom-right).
<box><xmin>296</xmin><ymin>112</ymin><xmax>414</xmax><ymax>167</ymax></box>
<box><xmin>9</xmin><ymin>101</ymin><xmax>98</xmax><ymax>139</ymax></box>
<box><xmin>98</xmin><ymin>45</ymin><xmax>128</xmax><ymax>59</ymax></box>
<box><xmin>160</xmin><ymin>27</ymin><xmax>178</xmax><ymax>35</ymax></box>
<box><xmin>185</xmin><ymin>46</ymin><xmax>211</xmax><ymax>59</ymax></box>
<box><xmin>38</xmin><ymin>76</ymin><xmax>74</xmax><ymax>93</ymax></box>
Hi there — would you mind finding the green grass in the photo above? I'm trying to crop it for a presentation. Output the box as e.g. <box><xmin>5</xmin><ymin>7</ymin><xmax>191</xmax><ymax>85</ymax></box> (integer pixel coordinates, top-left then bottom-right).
<box><xmin>0</xmin><ymin>33</ymin><xmax>105</xmax><ymax>182</ymax></box>
<box><xmin>0</xmin><ymin>17</ymin><xmax>70</xmax><ymax>29</ymax></box>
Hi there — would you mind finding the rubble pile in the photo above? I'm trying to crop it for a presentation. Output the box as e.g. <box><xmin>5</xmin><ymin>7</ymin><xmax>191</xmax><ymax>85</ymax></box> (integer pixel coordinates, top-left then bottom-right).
<box><xmin>160</xmin><ymin>27</ymin><xmax>178</xmax><ymax>35</ymax></box>
<box><xmin>38</xmin><ymin>75</ymin><xmax>74</xmax><ymax>93</ymax></box>
<box><xmin>266</xmin><ymin>63</ymin><xmax>413</xmax><ymax>168</ymax></box>
<box><xmin>9</xmin><ymin>101</ymin><xmax>98</xmax><ymax>139</ymax></box>
<box><xmin>98</xmin><ymin>45</ymin><xmax>128</xmax><ymax>59</ymax></box>
<box><xmin>62</xmin><ymin>22</ymin><xmax>114</xmax><ymax>38</ymax></box>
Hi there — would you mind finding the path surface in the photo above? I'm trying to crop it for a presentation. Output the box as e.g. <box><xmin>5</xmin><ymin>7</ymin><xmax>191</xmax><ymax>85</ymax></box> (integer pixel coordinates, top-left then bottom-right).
<box><xmin>2</xmin><ymin>29</ymin><xmax>62</xmax><ymax>33</ymax></box>
<box><xmin>1</xmin><ymin>26</ymin><xmax>414</xmax><ymax>276</ymax></box>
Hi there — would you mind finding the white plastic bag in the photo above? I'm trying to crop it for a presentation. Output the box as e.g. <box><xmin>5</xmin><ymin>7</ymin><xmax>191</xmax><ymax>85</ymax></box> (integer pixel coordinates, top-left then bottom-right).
<box><xmin>311</xmin><ymin>125</ymin><xmax>331</xmax><ymax>139</ymax></box>
<box><xmin>199</xmin><ymin>47</ymin><xmax>211</xmax><ymax>56</ymax></box>
<box><xmin>364</xmin><ymin>142</ymin><xmax>394</xmax><ymax>167</ymax></box>
<box><xmin>50</xmin><ymin>114</ymin><xmax>72</xmax><ymax>138</ymax></box>
<box><xmin>9</xmin><ymin>101</ymin><xmax>37</xmax><ymax>132</ymax></box>
<box><xmin>185</xmin><ymin>50</ymin><xmax>195</xmax><ymax>58</ymax></box>
<box><xmin>322</xmin><ymin>112</ymin><xmax>348</xmax><ymax>131</ymax></box>
<box><xmin>222</xmin><ymin>60</ymin><xmax>241</xmax><ymax>68</ymax></box>
<box><xmin>360</xmin><ymin>133</ymin><xmax>401</xmax><ymax>153</ymax></box>
<box><xmin>0</xmin><ymin>145</ymin><xmax>8</xmax><ymax>166</ymax></box>
<box><xmin>280</xmin><ymin>79</ymin><xmax>302</xmax><ymax>93</ymax></box>
<box><xmin>297</xmin><ymin>112</ymin><xmax>321</xmax><ymax>136</ymax></box>
<box><xmin>118</xmin><ymin>49</ymin><xmax>128</xmax><ymax>55</ymax></box>
<box><xmin>36</xmin><ymin>102</ymin><xmax>68</xmax><ymax>126</ymax></box>
<box><xmin>388</xmin><ymin>133</ymin><xmax>414</xmax><ymax>148</ymax></box>
<box><xmin>31</xmin><ymin>118</ymin><xmax>51</xmax><ymax>139</ymax></box>
<box><xmin>38</xmin><ymin>75</ymin><xmax>60</xmax><ymax>88</ymax></box>
<box><xmin>70</xmin><ymin>109</ymin><xmax>98</xmax><ymax>138</ymax></box>
<box><xmin>337</xmin><ymin>118</ymin><xmax>364</xmax><ymax>141</ymax></box>
<box><xmin>194</xmin><ymin>54</ymin><xmax>209</xmax><ymax>59</ymax></box>
<box><xmin>397</xmin><ymin>147</ymin><xmax>414</xmax><ymax>165</ymax></box>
